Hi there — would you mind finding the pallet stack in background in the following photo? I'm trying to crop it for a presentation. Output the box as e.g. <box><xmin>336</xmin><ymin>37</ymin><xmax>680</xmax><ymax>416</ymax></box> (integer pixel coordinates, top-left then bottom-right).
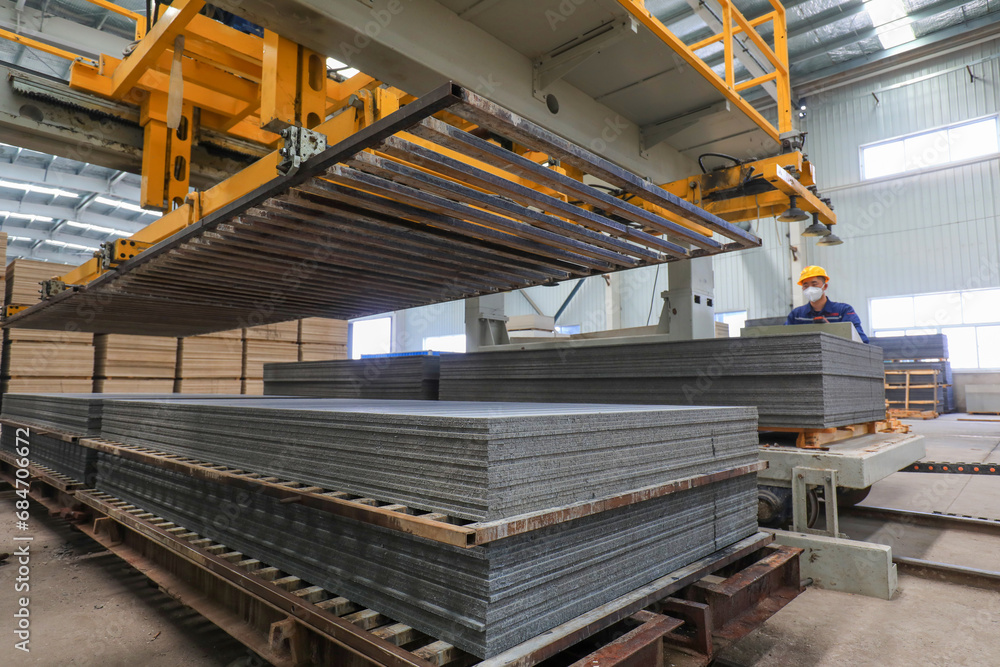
<box><xmin>879</xmin><ymin>334</ymin><xmax>953</xmax><ymax>418</ymax></box>
<box><xmin>242</xmin><ymin>322</ymin><xmax>300</xmax><ymax>395</ymax></box>
<box><xmin>0</xmin><ymin>254</ymin><xmax>348</xmax><ymax>398</ymax></box>
<box><xmin>298</xmin><ymin>318</ymin><xmax>348</xmax><ymax>361</ymax></box>
<box><xmin>2</xmin><ymin>258</ymin><xmax>95</xmax><ymax>394</ymax></box>
<box><xmin>94</xmin><ymin>334</ymin><xmax>178</xmax><ymax>393</ymax></box>
<box><xmin>176</xmin><ymin>329</ymin><xmax>244</xmax><ymax>394</ymax></box>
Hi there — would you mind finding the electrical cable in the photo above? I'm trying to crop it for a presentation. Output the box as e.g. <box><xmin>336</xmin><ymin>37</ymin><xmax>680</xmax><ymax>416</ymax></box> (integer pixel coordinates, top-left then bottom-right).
<box><xmin>645</xmin><ymin>263</ymin><xmax>661</xmax><ymax>326</ymax></box>
<box><xmin>698</xmin><ymin>152</ymin><xmax>740</xmax><ymax>174</ymax></box>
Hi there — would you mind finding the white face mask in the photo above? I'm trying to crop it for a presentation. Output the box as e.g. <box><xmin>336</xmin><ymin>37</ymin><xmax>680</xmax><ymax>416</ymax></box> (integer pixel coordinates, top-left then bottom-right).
<box><xmin>803</xmin><ymin>286</ymin><xmax>824</xmax><ymax>303</ymax></box>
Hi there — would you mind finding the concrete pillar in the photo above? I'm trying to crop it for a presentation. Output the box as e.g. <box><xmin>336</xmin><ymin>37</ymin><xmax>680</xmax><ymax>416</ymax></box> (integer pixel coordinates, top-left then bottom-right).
<box><xmin>657</xmin><ymin>256</ymin><xmax>715</xmax><ymax>340</ymax></box>
<box><xmin>465</xmin><ymin>294</ymin><xmax>509</xmax><ymax>352</ymax></box>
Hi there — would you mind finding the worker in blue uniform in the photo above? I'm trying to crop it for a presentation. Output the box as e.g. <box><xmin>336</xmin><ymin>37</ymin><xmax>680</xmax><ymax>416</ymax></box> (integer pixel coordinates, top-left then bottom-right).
<box><xmin>785</xmin><ymin>266</ymin><xmax>870</xmax><ymax>343</ymax></box>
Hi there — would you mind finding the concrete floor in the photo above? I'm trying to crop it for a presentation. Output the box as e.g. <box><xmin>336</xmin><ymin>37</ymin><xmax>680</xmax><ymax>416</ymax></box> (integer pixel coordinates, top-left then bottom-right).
<box><xmin>0</xmin><ymin>498</ymin><xmax>246</xmax><ymax>666</ymax></box>
<box><xmin>719</xmin><ymin>414</ymin><xmax>1000</xmax><ymax>666</ymax></box>
<box><xmin>1</xmin><ymin>414</ymin><xmax>998</xmax><ymax>666</ymax></box>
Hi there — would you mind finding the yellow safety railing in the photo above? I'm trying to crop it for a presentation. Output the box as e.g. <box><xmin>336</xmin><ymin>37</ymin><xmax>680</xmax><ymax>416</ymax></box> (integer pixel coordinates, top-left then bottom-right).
<box><xmin>617</xmin><ymin>0</ymin><xmax>792</xmax><ymax>141</ymax></box>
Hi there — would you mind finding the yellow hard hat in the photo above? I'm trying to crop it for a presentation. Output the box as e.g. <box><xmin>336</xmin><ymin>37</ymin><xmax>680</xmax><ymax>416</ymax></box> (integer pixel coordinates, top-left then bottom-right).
<box><xmin>798</xmin><ymin>265</ymin><xmax>829</xmax><ymax>285</ymax></box>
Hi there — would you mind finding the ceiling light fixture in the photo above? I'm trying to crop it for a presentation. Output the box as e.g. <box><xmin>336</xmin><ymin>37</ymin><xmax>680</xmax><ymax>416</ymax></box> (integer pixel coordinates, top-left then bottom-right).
<box><xmin>0</xmin><ymin>210</ymin><xmax>54</xmax><ymax>222</ymax></box>
<box><xmin>0</xmin><ymin>179</ymin><xmax>79</xmax><ymax>198</ymax></box>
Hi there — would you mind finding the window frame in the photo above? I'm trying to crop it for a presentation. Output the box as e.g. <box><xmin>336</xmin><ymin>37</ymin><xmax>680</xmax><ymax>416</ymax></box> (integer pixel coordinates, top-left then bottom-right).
<box><xmin>859</xmin><ymin>114</ymin><xmax>1000</xmax><ymax>181</ymax></box>
<box><xmin>869</xmin><ymin>287</ymin><xmax>1000</xmax><ymax>369</ymax></box>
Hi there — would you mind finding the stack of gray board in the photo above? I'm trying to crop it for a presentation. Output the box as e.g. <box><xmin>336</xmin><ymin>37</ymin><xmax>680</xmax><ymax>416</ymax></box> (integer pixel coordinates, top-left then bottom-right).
<box><xmin>1</xmin><ymin>393</ymin><xmax>110</xmax><ymax>435</ymax></box>
<box><xmin>97</xmin><ymin>398</ymin><xmax>757</xmax><ymax>520</ymax></box>
<box><xmin>877</xmin><ymin>334</ymin><xmax>949</xmax><ymax>360</ymax></box>
<box><xmin>0</xmin><ymin>427</ymin><xmax>96</xmax><ymax>484</ymax></box>
<box><xmin>87</xmin><ymin>397</ymin><xmax>758</xmax><ymax>657</ymax></box>
<box><xmin>438</xmin><ymin>333</ymin><xmax>885</xmax><ymax>429</ymax></box>
<box><xmin>884</xmin><ymin>361</ymin><xmax>954</xmax><ymax>413</ymax></box>
<box><xmin>0</xmin><ymin>393</ymin><xmax>305</xmax><ymax>436</ymax></box>
<box><xmin>96</xmin><ymin>455</ymin><xmax>756</xmax><ymax>658</ymax></box>
<box><xmin>263</xmin><ymin>355</ymin><xmax>441</xmax><ymax>399</ymax></box>
<box><xmin>744</xmin><ymin>316</ymin><xmax>787</xmax><ymax>327</ymax></box>
<box><xmin>878</xmin><ymin>335</ymin><xmax>952</xmax><ymax>413</ymax></box>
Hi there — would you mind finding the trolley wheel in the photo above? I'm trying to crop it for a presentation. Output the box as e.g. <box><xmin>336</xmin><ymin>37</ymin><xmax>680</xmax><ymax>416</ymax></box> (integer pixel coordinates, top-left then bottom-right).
<box><xmin>837</xmin><ymin>486</ymin><xmax>872</xmax><ymax>507</ymax></box>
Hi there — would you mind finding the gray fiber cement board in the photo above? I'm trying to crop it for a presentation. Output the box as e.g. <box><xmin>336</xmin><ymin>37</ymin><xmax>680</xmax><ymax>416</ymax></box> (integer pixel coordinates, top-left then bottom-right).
<box><xmin>438</xmin><ymin>333</ymin><xmax>885</xmax><ymax>428</ymax></box>
<box><xmin>96</xmin><ymin>453</ymin><xmax>758</xmax><ymax>658</ymax></box>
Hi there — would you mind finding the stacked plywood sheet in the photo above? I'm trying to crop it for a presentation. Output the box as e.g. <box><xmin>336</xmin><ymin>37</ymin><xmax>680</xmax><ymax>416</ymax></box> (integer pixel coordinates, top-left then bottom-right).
<box><xmin>4</xmin><ymin>259</ymin><xmax>69</xmax><ymax>306</ymax></box>
<box><xmin>439</xmin><ymin>333</ymin><xmax>886</xmax><ymax>428</ymax></box>
<box><xmin>93</xmin><ymin>334</ymin><xmax>178</xmax><ymax>393</ymax></box>
<box><xmin>0</xmin><ymin>232</ymin><xmax>6</xmax><ymax>302</ymax></box>
<box><xmin>264</xmin><ymin>354</ymin><xmax>441</xmax><ymax>399</ymax></box>
<box><xmin>85</xmin><ymin>396</ymin><xmax>758</xmax><ymax>657</ymax></box>
<box><xmin>243</xmin><ymin>322</ymin><xmax>299</xmax><ymax>394</ymax></box>
<box><xmin>298</xmin><ymin>318</ymin><xmax>348</xmax><ymax>362</ymax></box>
<box><xmin>2</xmin><ymin>259</ymin><xmax>94</xmax><ymax>394</ymax></box>
<box><xmin>177</xmin><ymin>329</ymin><xmax>243</xmax><ymax>394</ymax></box>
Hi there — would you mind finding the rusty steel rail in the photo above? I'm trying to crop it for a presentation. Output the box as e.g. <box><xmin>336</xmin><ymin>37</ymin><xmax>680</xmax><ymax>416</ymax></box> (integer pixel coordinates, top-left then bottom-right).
<box><xmin>4</xmin><ymin>83</ymin><xmax>759</xmax><ymax>337</ymax></box>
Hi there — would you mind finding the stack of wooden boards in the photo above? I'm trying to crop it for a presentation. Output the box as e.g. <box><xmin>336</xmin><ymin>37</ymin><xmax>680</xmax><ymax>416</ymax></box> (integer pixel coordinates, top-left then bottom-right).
<box><xmin>878</xmin><ymin>334</ymin><xmax>953</xmax><ymax>417</ymax></box>
<box><xmin>1</xmin><ymin>393</ymin><xmax>760</xmax><ymax>658</ymax></box>
<box><xmin>3</xmin><ymin>258</ymin><xmax>94</xmax><ymax>394</ymax></box>
<box><xmin>177</xmin><ymin>329</ymin><xmax>244</xmax><ymax>394</ymax></box>
<box><xmin>242</xmin><ymin>321</ymin><xmax>300</xmax><ymax>395</ymax></box>
<box><xmin>94</xmin><ymin>334</ymin><xmax>178</xmax><ymax>393</ymax></box>
<box><xmin>300</xmin><ymin>317</ymin><xmax>348</xmax><ymax>361</ymax></box>
<box><xmin>1</xmin><ymin>257</ymin><xmax>347</xmax><ymax>395</ymax></box>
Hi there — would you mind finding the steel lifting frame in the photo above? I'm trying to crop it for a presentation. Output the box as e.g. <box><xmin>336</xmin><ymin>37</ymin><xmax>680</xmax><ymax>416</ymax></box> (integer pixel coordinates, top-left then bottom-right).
<box><xmin>657</xmin><ymin>152</ymin><xmax>837</xmax><ymax>226</ymax></box>
<box><xmin>0</xmin><ymin>0</ymin><xmax>783</xmax><ymax>298</ymax></box>
<box><xmin>616</xmin><ymin>0</ymin><xmax>792</xmax><ymax>141</ymax></box>
<box><xmin>48</xmin><ymin>0</ymin><xmax>376</xmax><ymax>211</ymax></box>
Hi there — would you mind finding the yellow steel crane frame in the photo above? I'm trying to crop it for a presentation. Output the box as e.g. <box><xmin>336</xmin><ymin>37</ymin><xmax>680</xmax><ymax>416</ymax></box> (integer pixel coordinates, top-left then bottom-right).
<box><xmin>0</xmin><ymin>0</ymin><xmax>832</xmax><ymax>302</ymax></box>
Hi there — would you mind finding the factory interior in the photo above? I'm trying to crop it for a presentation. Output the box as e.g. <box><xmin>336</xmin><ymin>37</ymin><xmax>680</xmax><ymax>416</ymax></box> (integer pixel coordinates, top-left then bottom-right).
<box><xmin>0</xmin><ymin>0</ymin><xmax>999</xmax><ymax>665</ymax></box>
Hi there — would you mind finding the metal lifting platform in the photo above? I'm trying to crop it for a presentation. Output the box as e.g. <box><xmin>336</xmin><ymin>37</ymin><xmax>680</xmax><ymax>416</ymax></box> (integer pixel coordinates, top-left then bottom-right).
<box><xmin>757</xmin><ymin>430</ymin><xmax>926</xmax><ymax>600</ymax></box>
<box><xmin>0</xmin><ymin>0</ymin><xmax>846</xmax><ymax>339</ymax></box>
<box><xmin>3</xmin><ymin>83</ymin><xmax>761</xmax><ymax>337</ymax></box>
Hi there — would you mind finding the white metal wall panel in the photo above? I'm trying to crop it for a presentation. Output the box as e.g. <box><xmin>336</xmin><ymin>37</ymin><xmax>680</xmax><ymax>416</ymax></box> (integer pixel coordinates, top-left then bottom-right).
<box><xmin>712</xmin><ymin>218</ymin><xmax>793</xmax><ymax>319</ymax></box>
<box><xmin>393</xmin><ymin>301</ymin><xmax>464</xmax><ymax>351</ymax></box>
<box><xmin>393</xmin><ymin>39</ymin><xmax>1000</xmax><ymax>348</ymax></box>
<box><xmin>802</xmin><ymin>37</ymin><xmax>1000</xmax><ymax>333</ymax></box>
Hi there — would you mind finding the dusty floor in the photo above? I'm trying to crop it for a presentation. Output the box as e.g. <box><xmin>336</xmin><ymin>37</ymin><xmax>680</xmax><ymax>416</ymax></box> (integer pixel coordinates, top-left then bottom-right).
<box><xmin>718</xmin><ymin>414</ymin><xmax>1000</xmax><ymax>666</ymax></box>
<box><xmin>0</xmin><ymin>497</ymin><xmax>247</xmax><ymax>666</ymax></box>
<box><xmin>1</xmin><ymin>415</ymin><xmax>998</xmax><ymax>666</ymax></box>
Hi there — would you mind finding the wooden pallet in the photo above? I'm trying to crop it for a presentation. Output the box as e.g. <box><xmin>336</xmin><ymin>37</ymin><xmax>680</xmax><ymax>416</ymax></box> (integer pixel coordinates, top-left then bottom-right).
<box><xmin>884</xmin><ymin>369</ymin><xmax>949</xmax><ymax>413</ymax></box>
<box><xmin>888</xmin><ymin>409</ymin><xmax>939</xmax><ymax>420</ymax></box>
<box><xmin>0</xmin><ymin>457</ymin><xmax>801</xmax><ymax>667</ymax></box>
<box><xmin>759</xmin><ymin>418</ymin><xmax>910</xmax><ymax>449</ymax></box>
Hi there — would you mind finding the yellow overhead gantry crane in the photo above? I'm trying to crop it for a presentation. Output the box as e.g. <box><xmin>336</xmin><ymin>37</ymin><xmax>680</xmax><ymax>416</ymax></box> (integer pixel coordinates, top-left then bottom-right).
<box><xmin>0</xmin><ymin>0</ymin><xmax>836</xmax><ymax>329</ymax></box>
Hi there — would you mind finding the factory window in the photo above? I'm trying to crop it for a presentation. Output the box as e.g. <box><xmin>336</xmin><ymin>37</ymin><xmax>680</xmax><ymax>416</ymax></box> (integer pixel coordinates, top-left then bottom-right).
<box><xmin>869</xmin><ymin>288</ymin><xmax>1000</xmax><ymax>368</ymax></box>
<box><xmin>715</xmin><ymin>311</ymin><xmax>747</xmax><ymax>337</ymax></box>
<box><xmin>860</xmin><ymin>116</ymin><xmax>999</xmax><ymax>180</ymax></box>
<box><xmin>423</xmin><ymin>334</ymin><xmax>466</xmax><ymax>353</ymax></box>
<box><xmin>351</xmin><ymin>317</ymin><xmax>392</xmax><ymax>359</ymax></box>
